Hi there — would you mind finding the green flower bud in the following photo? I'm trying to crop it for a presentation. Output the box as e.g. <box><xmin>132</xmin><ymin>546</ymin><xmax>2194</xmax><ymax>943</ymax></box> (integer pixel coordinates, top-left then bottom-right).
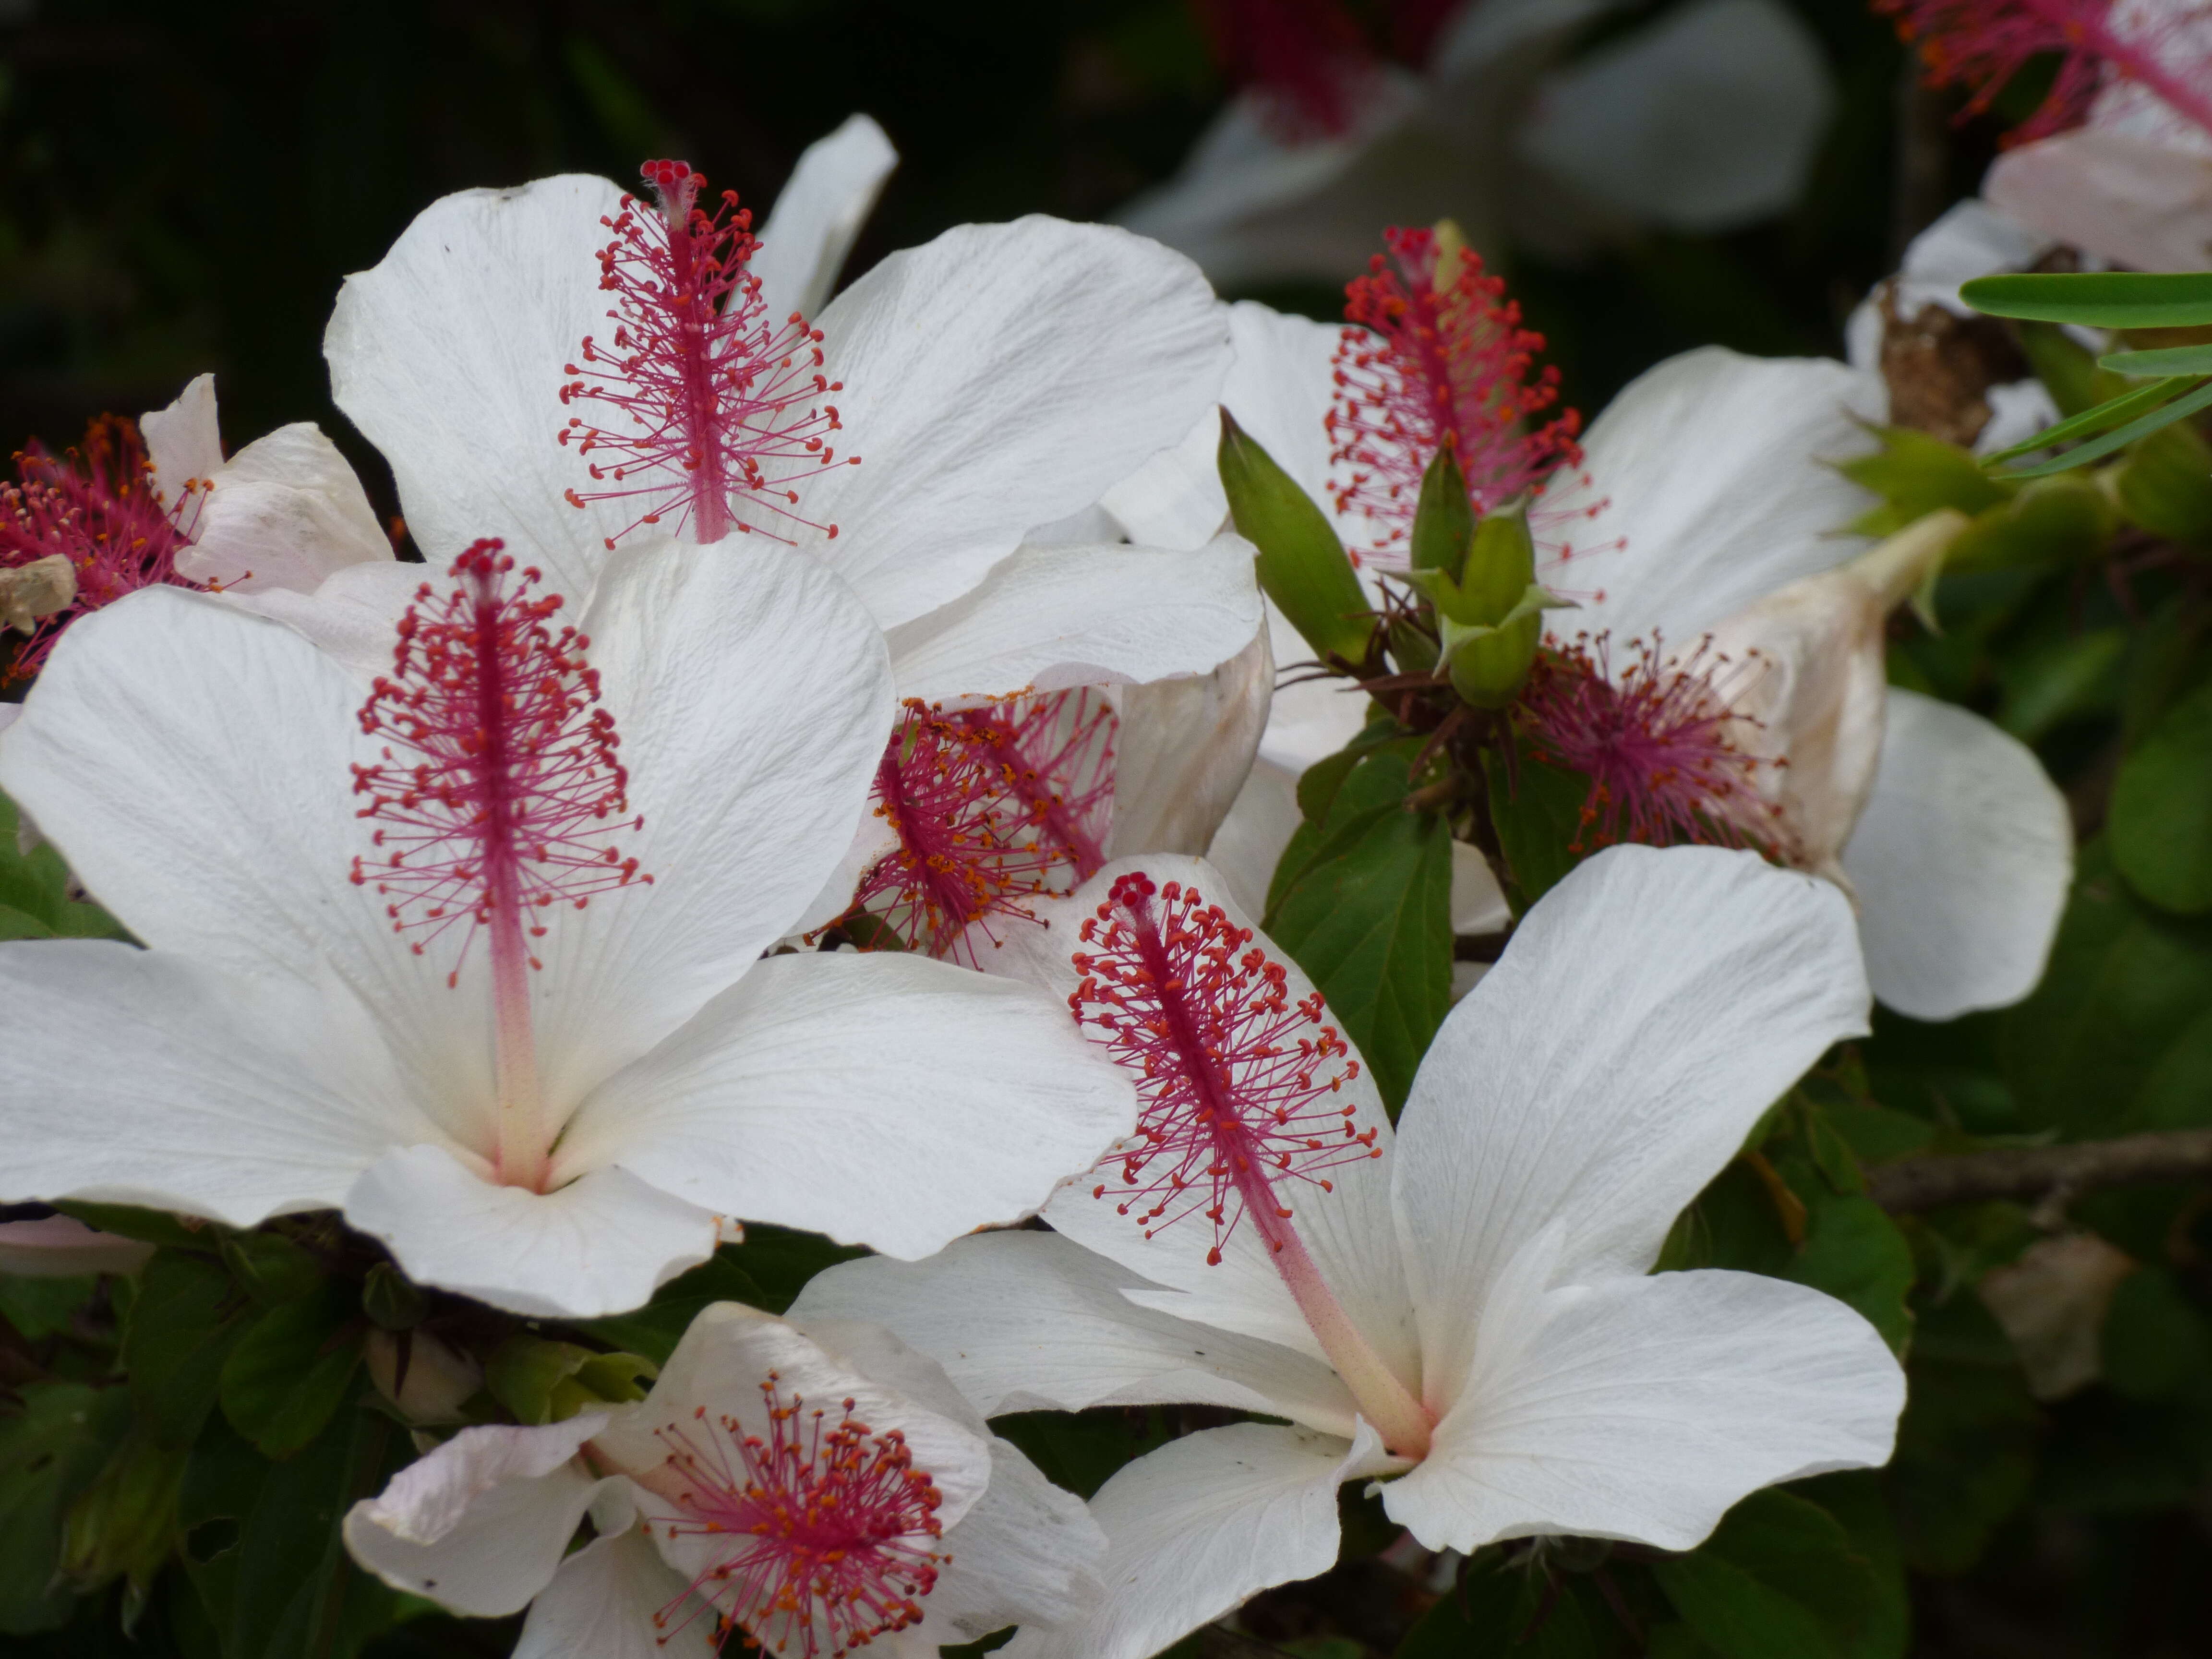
<box><xmin>486</xmin><ymin>1335</ymin><xmax>656</xmax><ymax>1425</ymax></box>
<box><xmin>1408</xmin><ymin>444</ymin><xmax>1475</xmax><ymax>578</ymax></box>
<box><xmin>1217</xmin><ymin>408</ymin><xmax>1372</xmax><ymax>664</ymax></box>
<box><xmin>61</xmin><ymin>1429</ymin><xmax>186</xmax><ymax>1600</ymax></box>
<box><xmin>1403</xmin><ymin>499</ymin><xmax>1561</xmax><ymax>709</ymax></box>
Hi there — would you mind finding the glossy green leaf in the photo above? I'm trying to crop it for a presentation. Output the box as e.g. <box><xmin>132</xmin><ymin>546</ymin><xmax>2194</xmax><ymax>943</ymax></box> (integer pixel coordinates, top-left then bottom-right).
<box><xmin>219</xmin><ymin>1282</ymin><xmax>362</xmax><ymax>1458</ymax></box>
<box><xmin>1482</xmin><ymin>749</ymin><xmax>1592</xmax><ymax>910</ymax></box>
<box><xmin>52</xmin><ymin>1205</ymin><xmax>221</xmax><ymax>1252</ymax></box>
<box><xmin>2111</xmin><ymin>679</ymin><xmax>2212</xmax><ymax>915</ymax></box>
<box><xmin>1786</xmin><ymin>1196</ymin><xmax>1916</xmax><ymax>1354</ymax></box>
<box><xmin>122</xmin><ymin>1252</ymin><xmax>251</xmax><ymax>1449</ymax></box>
<box><xmin>1996</xmin><ymin>627</ymin><xmax>2126</xmax><ymax>742</ymax></box>
<box><xmin>0</xmin><ymin>1384</ymin><xmax>131</xmax><ymax>1634</ymax></box>
<box><xmin>2112</xmin><ymin>419</ymin><xmax>2212</xmax><ymax>544</ymax></box>
<box><xmin>1396</xmin><ymin>1559</ymin><xmax>1623</xmax><ymax>1657</ymax></box>
<box><xmin>1887</xmin><ymin>1297</ymin><xmax>2040</xmax><ymax>1575</ymax></box>
<box><xmin>721</xmin><ymin>1224</ymin><xmax>869</xmax><ymax>1317</ymax></box>
<box><xmin>1993</xmin><ymin>375</ymin><xmax>2212</xmax><ymax>479</ymax></box>
<box><xmin>1962</xmin><ymin>269</ymin><xmax>2212</xmax><ymax>329</ymax></box>
<box><xmin>2100</xmin><ymin>342</ymin><xmax>2212</xmax><ymax>375</ymax></box>
<box><xmin>1651</xmin><ymin>1489</ymin><xmax>1877</xmax><ymax>1659</ymax></box>
<box><xmin>1947</xmin><ymin>476</ymin><xmax>2116</xmax><ymax>573</ymax></box>
<box><xmin>1839</xmin><ymin>425</ymin><xmax>2011</xmax><ymax>539</ymax></box>
<box><xmin>0</xmin><ymin>1274</ymin><xmax>98</xmax><ymax>1341</ymax></box>
<box><xmin>1217</xmin><ymin>409</ymin><xmax>1371</xmax><ymax>664</ymax></box>
<box><xmin>987</xmin><ymin>1408</ymin><xmax>1173</xmax><ymax>1502</ymax></box>
<box><xmin>0</xmin><ymin>791</ymin><xmax>127</xmax><ymax>942</ymax></box>
<box><xmin>1265</xmin><ymin>749</ymin><xmax>1454</xmax><ymax>1111</ymax></box>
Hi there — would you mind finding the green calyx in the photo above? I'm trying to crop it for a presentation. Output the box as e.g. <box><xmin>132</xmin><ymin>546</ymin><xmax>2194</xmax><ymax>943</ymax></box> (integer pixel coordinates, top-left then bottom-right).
<box><xmin>1401</xmin><ymin>496</ymin><xmax>1566</xmax><ymax>708</ymax></box>
<box><xmin>1216</xmin><ymin>407</ymin><xmax>1372</xmax><ymax>664</ymax></box>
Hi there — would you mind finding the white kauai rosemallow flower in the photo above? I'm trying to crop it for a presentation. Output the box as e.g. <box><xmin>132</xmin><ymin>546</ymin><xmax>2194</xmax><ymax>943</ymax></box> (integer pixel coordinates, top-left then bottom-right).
<box><xmin>0</xmin><ymin>535</ymin><xmax>1133</xmax><ymax>1317</ymax></box>
<box><xmin>345</xmin><ymin>1303</ymin><xmax>1106</xmax><ymax>1658</ymax></box>
<box><xmin>793</xmin><ymin>845</ymin><xmax>1908</xmax><ymax>1659</ymax></box>
<box><xmin>1107</xmin><ymin>278</ymin><xmax>2074</xmax><ymax>1022</ymax></box>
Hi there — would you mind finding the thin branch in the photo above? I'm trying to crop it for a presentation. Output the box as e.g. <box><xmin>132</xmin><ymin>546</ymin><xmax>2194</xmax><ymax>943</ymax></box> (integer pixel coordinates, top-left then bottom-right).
<box><xmin>1865</xmin><ymin>1129</ymin><xmax>2212</xmax><ymax>1213</ymax></box>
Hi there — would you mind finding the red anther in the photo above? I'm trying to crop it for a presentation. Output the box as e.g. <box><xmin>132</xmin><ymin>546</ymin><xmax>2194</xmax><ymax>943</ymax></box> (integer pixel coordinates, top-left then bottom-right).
<box><xmin>1193</xmin><ymin>0</ymin><xmax>1379</xmax><ymax>139</ymax></box>
<box><xmin>0</xmin><ymin>414</ymin><xmax>204</xmax><ymax>683</ymax></box>
<box><xmin>1875</xmin><ymin>0</ymin><xmax>2212</xmax><ymax>144</ymax></box>
<box><xmin>1326</xmin><ymin>227</ymin><xmax>1582</xmax><ymax>563</ymax></box>
<box><xmin>1071</xmin><ymin>873</ymin><xmax>1374</xmax><ymax>1265</ymax></box>
<box><xmin>559</xmin><ymin>157</ymin><xmax>850</xmax><ymax>548</ymax></box>
<box><xmin>847</xmin><ymin>690</ymin><xmax>1117</xmax><ymax>965</ymax></box>
<box><xmin>1515</xmin><ymin>632</ymin><xmax>1784</xmax><ymax>857</ymax></box>
<box><xmin>349</xmin><ymin>540</ymin><xmax>650</xmax><ymax>976</ymax></box>
<box><xmin>644</xmin><ymin>1373</ymin><xmax>945</xmax><ymax>1658</ymax></box>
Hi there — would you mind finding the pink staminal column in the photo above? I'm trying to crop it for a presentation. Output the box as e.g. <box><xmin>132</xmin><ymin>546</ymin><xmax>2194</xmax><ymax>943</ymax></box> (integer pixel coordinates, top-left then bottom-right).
<box><xmin>850</xmin><ymin>690</ymin><xmax>1117</xmax><ymax>964</ymax></box>
<box><xmin>1515</xmin><ymin>631</ymin><xmax>1785</xmax><ymax>858</ymax></box>
<box><xmin>349</xmin><ymin>540</ymin><xmax>651</xmax><ymax>1191</ymax></box>
<box><xmin>630</xmin><ymin>1376</ymin><xmax>947</xmax><ymax>1658</ymax></box>
<box><xmin>1878</xmin><ymin>0</ymin><xmax>2212</xmax><ymax>144</ymax></box>
<box><xmin>0</xmin><ymin>413</ymin><xmax>205</xmax><ymax>682</ymax></box>
<box><xmin>559</xmin><ymin>158</ymin><xmax>858</xmax><ymax>549</ymax></box>
<box><xmin>1326</xmin><ymin>226</ymin><xmax>1585</xmax><ymax>566</ymax></box>
<box><xmin>1070</xmin><ymin>872</ymin><xmax>1434</xmax><ymax>1459</ymax></box>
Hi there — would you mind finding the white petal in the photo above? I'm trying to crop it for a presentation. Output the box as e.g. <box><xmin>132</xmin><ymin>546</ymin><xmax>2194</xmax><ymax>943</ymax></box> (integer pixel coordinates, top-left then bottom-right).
<box><xmin>1394</xmin><ymin>845</ymin><xmax>1868</xmax><ymax>1409</ymax></box>
<box><xmin>920</xmin><ymin>1437</ymin><xmax>1107</xmax><ymax>1648</ymax></box>
<box><xmin>343</xmin><ymin>1415</ymin><xmax>609</xmax><ymax>1616</ymax></box>
<box><xmin>515</xmin><ymin>1528</ymin><xmax>715</xmax><ymax>1659</ymax></box>
<box><xmin>554</xmin><ymin>950</ymin><xmax>1134</xmax><ymax>1262</ymax></box>
<box><xmin>325</xmin><ymin>173</ymin><xmax>629</xmax><ymax>592</ymax></box>
<box><xmin>1383</xmin><ymin>1264</ymin><xmax>1903</xmax><ymax>1552</ymax></box>
<box><xmin>1887</xmin><ymin>198</ymin><xmax>2055</xmax><ymax>320</ymax></box>
<box><xmin>1987</xmin><ymin>126</ymin><xmax>2212</xmax><ymax>274</ymax></box>
<box><xmin>1032</xmin><ymin>854</ymin><xmax>1417</xmax><ymax>1385</ymax></box>
<box><xmin>218</xmin><ymin>559</ymin><xmax>426</xmax><ymax>681</ymax></box>
<box><xmin>1542</xmin><ymin>348</ymin><xmax>1884</xmax><ymax>643</ymax></box>
<box><xmin>1203</xmin><ymin>756</ymin><xmax>1302</xmax><ymax>921</ymax></box>
<box><xmin>1430</xmin><ymin>0</ymin><xmax>1619</xmax><ymax>82</ymax></box>
<box><xmin>529</xmin><ymin>540</ymin><xmax>894</xmax><ymax>1106</ymax></box>
<box><xmin>174</xmin><ymin>423</ymin><xmax>392</xmax><ymax>592</ymax></box>
<box><xmin>1258</xmin><ymin>596</ymin><xmax>1386</xmax><ymax>774</ymax></box>
<box><xmin>1107</xmin><ymin>619</ymin><xmax>1272</xmax><ymax>859</ymax></box>
<box><xmin>1515</xmin><ymin>0</ymin><xmax>1833</xmax><ymax>232</ymax></box>
<box><xmin>345</xmin><ymin>1146</ymin><xmax>721</xmax><ymax>1319</ymax></box>
<box><xmin>884</xmin><ymin>532</ymin><xmax>1262</xmax><ymax>703</ymax></box>
<box><xmin>789</xmin><ymin>1230</ymin><xmax>1359</xmax><ymax>1435</ymax></box>
<box><xmin>1000</xmin><ymin>1422</ymin><xmax>1389</xmax><ymax>1659</ymax></box>
<box><xmin>139</xmin><ymin>373</ymin><xmax>224</xmax><ymax>513</ymax></box>
<box><xmin>752</xmin><ymin>113</ymin><xmax>900</xmax><ymax>324</ymax></box>
<box><xmin>1843</xmin><ymin>688</ymin><xmax>2072</xmax><ymax>1021</ymax></box>
<box><xmin>0</xmin><ymin>1216</ymin><xmax>152</xmax><ymax>1277</ymax></box>
<box><xmin>0</xmin><ymin>942</ymin><xmax>418</xmax><ymax>1224</ymax></box>
<box><xmin>804</xmin><ymin>218</ymin><xmax>1231</xmax><ymax>630</ymax></box>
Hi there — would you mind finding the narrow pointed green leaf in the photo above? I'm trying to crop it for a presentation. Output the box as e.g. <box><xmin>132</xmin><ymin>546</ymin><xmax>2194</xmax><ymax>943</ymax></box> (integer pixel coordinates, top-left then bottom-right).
<box><xmin>1980</xmin><ymin>377</ymin><xmax>2196</xmax><ymax>466</ymax></box>
<box><xmin>2100</xmin><ymin>343</ymin><xmax>2212</xmax><ymax>376</ymax></box>
<box><xmin>1994</xmin><ymin>377</ymin><xmax>2212</xmax><ymax>478</ymax></box>
<box><xmin>1962</xmin><ymin>269</ymin><xmax>2212</xmax><ymax>328</ymax></box>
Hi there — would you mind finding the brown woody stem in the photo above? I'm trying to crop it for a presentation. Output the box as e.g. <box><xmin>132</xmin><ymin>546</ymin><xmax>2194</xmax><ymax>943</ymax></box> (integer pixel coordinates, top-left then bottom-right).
<box><xmin>1865</xmin><ymin>1129</ymin><xmax>2212</xmax><ymax>1214</ymax></box>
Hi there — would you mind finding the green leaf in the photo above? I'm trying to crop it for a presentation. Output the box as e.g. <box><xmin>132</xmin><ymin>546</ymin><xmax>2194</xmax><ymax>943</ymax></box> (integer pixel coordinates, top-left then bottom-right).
<box><xmin>60</xmin><ymin>1427</ymin><xmax>188</xmax><ymax>1598</ymax></box>
<box><xmin>1482</xmin><ymin>749</ymin><xmax>1592</xmax><ymax>910</ymax></box>
<box><xmin>570</xmin><ymin>1250</ymin><xmax>766</xmax><ymax>1364</ymax></box>
<box><xmin>1789</xmin><ymin>1472</ymin><xmax>1910</xmax><ymax>1659</ymax></box>
<box><xmin>2111</xmin><ymin>679</ymin><xmax>2212</xmax><ymax>915</ymax></box>
<box><xmin>122</xmin><ymin>1252</ymin><xmax>251</xmax><ymax>1449</ymax></box>
<box><xmin>1946</xmin><ymin>475</ymin><xmax>2116</xmax><ymax>573</ymax></box>
<box><xmin>1999</xmin><ymin>842</ymin><xmax>2212</xmax><ymax>1135</ymax></box>
<box><xmin>1839</xmin><ymin>425</ymin><xmax>2011</xmax><ymax>538</ymax></box>
<box><xmin>1996</xmin><ymin>626</ymin><xmax>2126</xmax><ymax>742</ymax></box>
<box><xmin>0</xmin><ymin>1383</ymin><xmax>132</xmax><ymax>1634</ymax></box>
<box><xmin>2100</xmin><ymin>342</ymin><xmax>2212</xmax><ymax>375</ymax></box>
<box><xmin>1396</xmin><ymin>1559</ymin><xmax>1623</xmax><ymax>1658</ymax></box>
<box><xmin>1886</xmin><ymin>1296</ymin><xmax>2040</xmax><ymax>1574</ymax></box>
<box><xmin>1962</xmin><ymin>269</ymin><xmax>2212</xmax><ymax>329</ymax></box>
<box><xmin>1786</xmin><ymin>1195</ymin><xmax>1916</xmax><ymax>1354</ymax></box>
<box><xmin>0</xmin><ymin>903</ymin><xmax>56</xmax><ymax>940</ymax></box>
<box><xmin>2101</xmin><ymin>1267</ymin><xmax>2212</xmax><ymax>1400</ymax></box>
<box><xmin>54</xmin><ymin>1204</ymin><xmax>222</xmax><ymax>1252</ymax></box>
<box><xmin>0</xmin><ymin>1274</ymin><xmax>98</xmax><ymax>1340</ymax></box>
<box><xmin>1265</xmin><ymin>750</ymin><xmax>1454</xmax><ymax>1111</ymax></box>
<box><xmin>1218</xmin><ymin>409</ymin><xmax>1371</xmax><ymax>663</ymax></box>
<box><xmin>1651</xmin><ymin>1489</ymin><xmax>1877</xmax><ymax>1659</ymax></box>
<box><xmin>218</xmin><ymin>1230</ymin><xmax>325</xmax><ymax>1308</ymax></box>
<box><xmin>2112</xmin><ymin>418</ymin><xmax>2212</xmax><ymax>543</ymax></box>
<box><xmin>987</xmin><ymin>1408</ymin><xmax>1173</xmax><ymax>1502</ymax></box>
<box><xmin>1994</xmin><ymin>375</ymin><xmax>2212</xmax><ymax>479</ymax></box>
<box><xmin>720</xmin><ymin>1224</ymin><xmax>869</xmax><ymax>1317</ymax></box>
<box><xmin>1272</xmin><ymin>731</ymin><xmax>1425</xmax><ymax>914</ymax></box>
<box><xmin>219</xmin><ymin>1282</ymin><xmax>362</xmax><ymax>1458</ymax></box>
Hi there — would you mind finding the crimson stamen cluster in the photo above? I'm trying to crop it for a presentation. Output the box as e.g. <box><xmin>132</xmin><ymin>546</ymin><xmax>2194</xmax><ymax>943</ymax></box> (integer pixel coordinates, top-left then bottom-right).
<box><xmin>853</xmin><ymin>690</ymin><xmax>1116</xmax><ymax>964</ymax></box>
<box><xmin>349</xmin><ymin>540</ymin><xmax>648</xmax><ymax>984</ymax></box>
<box><xmin>559</xmin><ymin>157</ymin><xmax>855</xmax><ymax>549</ymax></box>
<box><xmin>645</xmin><ymin>1377</ymin><xmax>946</xmax><ymax>1659</ymax></box>
<box><xmin>0</xmin><ymin>415</ymin><xmax>202</xmax><ymax>683</ymax></box>
<box><xmin>1327</xmin><ymin>226</ymin><xmax>1582</xmax><ymax>561</ymax></box>
<box><xmin>1071</xmin><ymin>872</ymin><xmax>1375</xmax><ymax>1266</ymax></box>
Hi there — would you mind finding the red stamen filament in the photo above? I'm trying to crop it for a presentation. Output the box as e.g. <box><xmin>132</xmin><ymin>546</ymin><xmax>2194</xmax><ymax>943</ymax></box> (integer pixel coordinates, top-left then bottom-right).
<box><xmin>848</xmin><ymin>691</ymin><xmax>1116</xmax><ymax>965</ymax></box>
<box><xmin>559</xmin><ymin>158</ymin><xmax>857</xmax><ymax>549</ymax></box>
<box><xmin>349</xmin><ymin>540</ymin><xmax>650</xmax><ymax>1188</ymax></box>
<box><xmin>637</xmin><ymin>1376</ymin><xmax>946</xmax><ymax>1659</ymax></box>
<box><xmin>1070</xmin><ymin>871</ymin><xmax>1431</xmax><ymax>1457</ymax></box>
<box><xmin>0</xmin><ymin>415</ymin><xmax>205</xmax><ymax>683</ymax></box>
<box><xmin>1515</xmin><ymin>632</ymin><xmax>1785</xmax><ymax>857</ymax></box>
<box><xmin>1327</xmin><ymin>226</ymin><xmax>1582</xmax><ymax>565</ymax></box>
<box><xmin>1875</xmin><ymin>0</ymin><xmax>2212</xmax><ymax>144</ymax></box>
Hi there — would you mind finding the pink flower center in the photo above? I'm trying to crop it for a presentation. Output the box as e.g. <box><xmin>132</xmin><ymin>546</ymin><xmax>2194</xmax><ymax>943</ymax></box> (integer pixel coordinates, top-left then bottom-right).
<box><xmin>1877</xmin><ymin>0</ymin><xmax>2212</xmax><ymax>143</ymax></box>
<box><xmin>1327</xmin><ymin>227</ymin><xmax>1584</xmax><ymax>565</ymax></box>
<box><xmin>1193</xmin><ymin>0</ymin><xmax>1379</xmax><ymax>139</ymax></box>
<box><xmin>349</xmin><ymin>540</ymin><xmax>649</xmax><ymax>1187</ymax></box>
<box><xmin>1068</xmin><ymin>870</ymin><xmax>1431</xmax><ymax>1457</ymax></box>
<box><xmin>0</xmin><ymin>414</ymin><xmax>204</xmax><ymax>683</ymax></box>
<box><xmin>559</xmin><ymin>157</ymin><xmax>856</xmax><ymax>550</ymax></box>
<box><xmin>849</xmin><ymin>690</ymin><xmax>1116</xmax><ymax>965</ymax></box>
<box><xmin>1515</xmin><ymin>633</ymin><xmax>1783</xmax><ymax>857</ymax></box>
<box><xmin>641</xmin><ymin>1377</ymin><xmax>946</xmax><ymax>1659</ymax></box>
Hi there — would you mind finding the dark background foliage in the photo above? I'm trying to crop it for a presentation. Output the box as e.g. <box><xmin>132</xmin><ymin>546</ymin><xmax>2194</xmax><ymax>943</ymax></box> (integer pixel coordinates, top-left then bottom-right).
<box><xmin>5</xmin><ymin>3</ymin><xmax>2212</xmax><ymax>1658</ymax></box>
